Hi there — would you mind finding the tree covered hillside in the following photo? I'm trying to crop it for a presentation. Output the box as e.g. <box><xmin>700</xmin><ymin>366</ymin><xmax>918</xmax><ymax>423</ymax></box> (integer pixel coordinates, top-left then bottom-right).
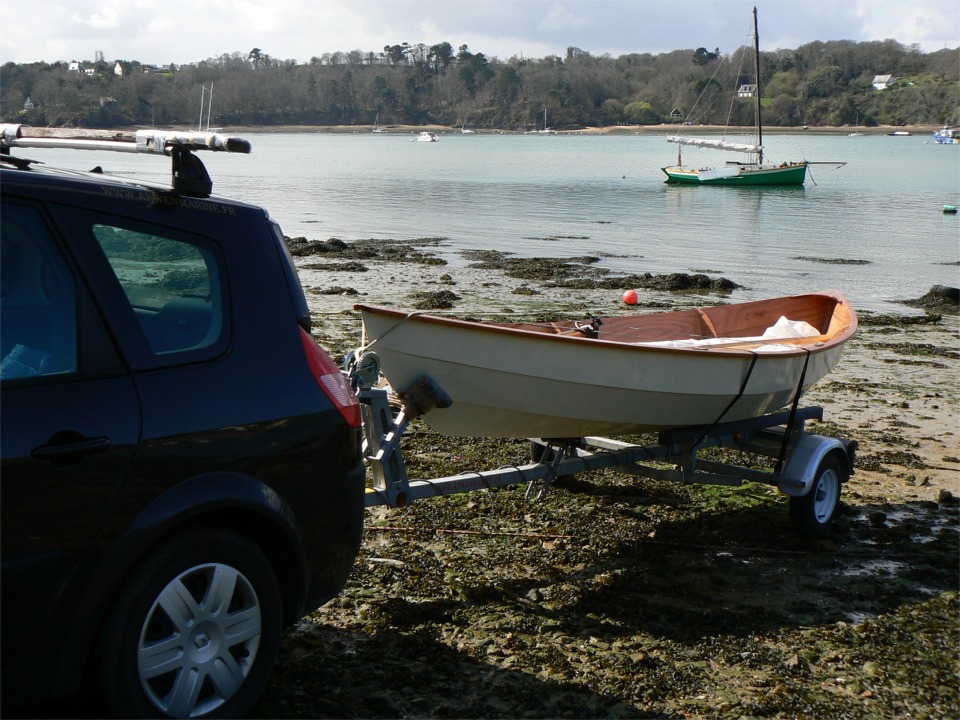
<box><xmin>2</xmin><ymin>39</ymin><xmax>957</xmax><ymax>130</ymax></box>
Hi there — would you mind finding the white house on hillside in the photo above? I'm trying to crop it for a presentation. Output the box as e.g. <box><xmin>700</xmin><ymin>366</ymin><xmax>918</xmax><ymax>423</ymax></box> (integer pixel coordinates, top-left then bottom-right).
<box><xmin>872</xmin><ymin>74</ymin><xmax>896</xmax><ymax>90</ymax></box>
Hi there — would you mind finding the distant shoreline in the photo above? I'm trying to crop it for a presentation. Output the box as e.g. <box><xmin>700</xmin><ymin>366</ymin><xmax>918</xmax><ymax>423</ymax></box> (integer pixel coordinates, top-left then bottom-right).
<box><xmin>220</xmin><ymin>123</ymin><xmax>944</xmax><ymax>136</ymax></box>
<box><xmin>17</xmin><ymin>123</ymin><xmax>945</xmax><ymax>138</ymax></box>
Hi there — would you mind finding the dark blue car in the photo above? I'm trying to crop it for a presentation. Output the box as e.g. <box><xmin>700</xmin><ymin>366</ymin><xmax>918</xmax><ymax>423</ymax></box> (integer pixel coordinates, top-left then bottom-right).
<box><xmin>1</xmin><ymin>126</ymin><xmax>366</xmax><ymax>718</ymax></box>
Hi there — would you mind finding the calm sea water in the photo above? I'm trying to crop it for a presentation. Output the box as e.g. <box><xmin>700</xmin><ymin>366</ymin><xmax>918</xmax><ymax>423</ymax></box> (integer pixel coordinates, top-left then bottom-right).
<box><xmin>27</xmin><ymin>130</ymin><xmax>960</xmax><ymax>314</ymax></box>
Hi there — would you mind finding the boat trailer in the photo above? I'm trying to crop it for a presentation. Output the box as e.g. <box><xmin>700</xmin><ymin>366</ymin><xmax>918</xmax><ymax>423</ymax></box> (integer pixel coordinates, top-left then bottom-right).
<box><xmin>348</xmin><ymin>358</ymin><xmax>857</xmax><ymax>539</ymax></box>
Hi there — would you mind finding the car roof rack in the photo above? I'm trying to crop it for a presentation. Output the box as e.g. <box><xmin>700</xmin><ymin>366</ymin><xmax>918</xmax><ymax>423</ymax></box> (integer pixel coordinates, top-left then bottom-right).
<box><xmin>0</xmin><ymin>124</ymin><xmax>251</xmax><ymax>197</ymax></box>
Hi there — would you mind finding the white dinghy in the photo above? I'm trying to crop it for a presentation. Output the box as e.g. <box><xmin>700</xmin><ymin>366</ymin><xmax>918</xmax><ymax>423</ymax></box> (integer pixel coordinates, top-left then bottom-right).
<box><xmin>354</xmin><ymin>291</ymin><xmax>857</xmax><ymax>438</ymax></box>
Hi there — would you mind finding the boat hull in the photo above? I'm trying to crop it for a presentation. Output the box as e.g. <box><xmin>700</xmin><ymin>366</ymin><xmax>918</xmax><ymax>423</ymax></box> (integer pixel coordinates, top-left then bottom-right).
<box><xmin>355</xmin><ymin>292</ymin><xmax>856</xmax><ymax>438</ymax></box>
<box><xmin>932</xmin><ymin>130</ymin><xmax>957</xmax><ymax>144</ymax></box>
<box><xmin>662</xmin><ymin>162</ymin><xmax>808</xmax><ymax>186</ymax></box>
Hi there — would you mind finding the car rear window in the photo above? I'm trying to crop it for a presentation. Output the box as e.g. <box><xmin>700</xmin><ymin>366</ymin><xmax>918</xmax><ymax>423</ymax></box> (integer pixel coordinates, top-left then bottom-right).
<box><xmin>92</xmin><ymin>225</ymin><xmax>225</xmax><ymax>356</ymax></box>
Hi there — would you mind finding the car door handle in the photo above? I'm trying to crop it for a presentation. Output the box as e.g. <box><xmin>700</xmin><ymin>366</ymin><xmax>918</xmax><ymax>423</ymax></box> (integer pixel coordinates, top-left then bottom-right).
<box><xmin>31</xmin><ymin>436</ymin><xmax>112</xmax><ymax>462</ymax></box>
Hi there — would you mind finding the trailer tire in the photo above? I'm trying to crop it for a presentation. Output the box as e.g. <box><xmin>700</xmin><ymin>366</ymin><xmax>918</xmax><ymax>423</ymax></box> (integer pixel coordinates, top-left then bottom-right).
<box><xmin>790</xmin><ymin>453</ymin><xmax>846</xmax><ymax>539</ymax></box>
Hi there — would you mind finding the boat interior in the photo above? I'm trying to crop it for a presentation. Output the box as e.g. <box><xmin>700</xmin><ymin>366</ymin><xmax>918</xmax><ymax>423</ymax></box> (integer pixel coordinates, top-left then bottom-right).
<box><xmin>497</xmin><ymin>293</ymin><xmax>855</xmax><ymax>348</ymax></box>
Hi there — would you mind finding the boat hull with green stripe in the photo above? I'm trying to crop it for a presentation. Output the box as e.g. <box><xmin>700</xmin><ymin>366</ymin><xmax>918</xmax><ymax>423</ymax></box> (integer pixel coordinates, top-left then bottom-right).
<box><xmin>662</xmin><ymin>161</ymin><xmax>808</xmax><ymax>186</ymax></box>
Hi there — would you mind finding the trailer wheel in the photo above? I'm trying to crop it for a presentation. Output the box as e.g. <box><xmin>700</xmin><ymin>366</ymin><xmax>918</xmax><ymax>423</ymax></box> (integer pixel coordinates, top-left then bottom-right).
<box><xmin>790</xmin><ymin>453</ymin><xmax>846</xmax><ymax>539</ymax></box>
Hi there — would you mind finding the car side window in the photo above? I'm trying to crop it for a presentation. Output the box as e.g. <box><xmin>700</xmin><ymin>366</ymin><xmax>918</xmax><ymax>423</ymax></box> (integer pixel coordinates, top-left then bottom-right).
<box><xmin>0</xmin><ymin>205</ymin><xmax>77</xmax><ymax>380</ymax></box>
<box><xmin>92</xmin><ymin>225</ymin><xmax>224</xmax><ymax>356</ymax></box>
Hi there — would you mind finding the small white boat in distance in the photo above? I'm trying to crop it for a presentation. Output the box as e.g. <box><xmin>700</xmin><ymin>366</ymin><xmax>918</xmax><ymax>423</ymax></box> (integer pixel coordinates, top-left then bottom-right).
<box><xmin>355</xmin><ymin>291</ymin><xmax>858</xmax><ymax>438</ymax></box>
<box><xmin>413</xmin><ymin>131</ymin><xmax>439</xmax><ymax>142</ymax></box>
<box><xmin>526</xmin><ymin>107</ymin><xmax>556</xmax><ymax>134</ymax></box>
<box><xmin>849</xmin><ymin>114</ymin><xmax>865</xmax><ymax>136</ymax></box>
<box><xmin>933</xmin><ymin>126</ymin><xmax>958</xmax><ymax>144</ymax></box>
<box><xmin>537</xmin><ymin>107</ymin><xmax>556</xmax><ymax>134</ymax></box>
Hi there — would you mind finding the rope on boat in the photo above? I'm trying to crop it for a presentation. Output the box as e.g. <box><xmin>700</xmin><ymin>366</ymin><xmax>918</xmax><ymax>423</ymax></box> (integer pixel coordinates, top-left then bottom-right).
<box><xmin>357</xmin><ymin>309</ymin><xmax>426</xmax><ymax>352</ymax></box>
<box><xmin>690</xmin><ymin>350</ymin><xmax>761</xmax><ymax>448</ymax></box>
<box><xmin>681</xmin><ymin>345</ymin><xmax>812</xmax><ymax>484</ymax></box>
<box><xmin>774</xmin><ymin>347</ymin><xmax>813</xmax><ymax>474</ymax></box>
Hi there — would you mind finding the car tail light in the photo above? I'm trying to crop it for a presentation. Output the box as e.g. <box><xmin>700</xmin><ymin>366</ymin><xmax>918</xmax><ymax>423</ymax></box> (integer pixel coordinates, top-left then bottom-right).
<box><xmin>299</xmin><ymin>328</ymin><xmax>361</xmax><ymax>428</ymax></box>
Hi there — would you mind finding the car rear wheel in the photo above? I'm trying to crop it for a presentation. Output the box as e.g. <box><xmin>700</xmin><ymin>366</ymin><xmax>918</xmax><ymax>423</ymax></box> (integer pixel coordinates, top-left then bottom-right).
<box><xmin>98</xmin><ymin>527</ymin><xmax>283</xmax><ymax>718</ymax></box>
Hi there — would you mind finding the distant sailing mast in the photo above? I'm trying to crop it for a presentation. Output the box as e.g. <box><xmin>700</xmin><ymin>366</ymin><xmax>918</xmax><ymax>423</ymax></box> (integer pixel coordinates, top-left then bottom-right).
<box><xmin>751</xmin><ymin>6</ymin><xmax>764</xmax><ymax>166</ymax></box>
<box><xmin>197</xmin><ymin>84</ymin><xmax>217</xmax><ymax>132</ymax></box>
<box><xmin>660</xmin><ymin>6</ymin><xmax>812</xmax><ymax>186</ymax></box>
<box><xmin>538</xmin><ymin>107</ymin><xmax>556</xmax><ymax>134</ymax></box>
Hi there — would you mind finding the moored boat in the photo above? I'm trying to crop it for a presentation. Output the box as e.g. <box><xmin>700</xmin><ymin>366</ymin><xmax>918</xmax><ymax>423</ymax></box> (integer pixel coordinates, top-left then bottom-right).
<box><xmin>355</xmin><ymin>290</ymin><xmax>858</xmax><ymax>438</ymax></box>
<box><xmin>933</xmin><ymin>126</ymin><xmax>958</xmax><ymax>144</ymax></box>
<box><xmin>413</xmin><ymin>131</ymin><xmax>439</xmax><ymax>142</ymax></box>
<box><xmin>662</xmin><ymin>160</ymin><xmax>809</xmax><ymax>186</ymax></box>
<box><xmin>662</xmin><ymin>7</ymin><xmax>813</xmax><ymax>187</ymax></box>
<box><xmin>537</xmin><ymin>108</ymin><xmax>556</xmax><ymax>134</ymax></box>
<box><xmin>526</xmin><ymin>108</ymin><xmax>557</xmax><ymax>135</ymax></box>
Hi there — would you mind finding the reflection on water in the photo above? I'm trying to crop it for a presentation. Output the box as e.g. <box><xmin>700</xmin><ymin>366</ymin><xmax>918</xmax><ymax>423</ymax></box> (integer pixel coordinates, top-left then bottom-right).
<box><xmin>25</xmin><ymin>132</ymin><xmax>959</xmax><ymax>314</ymax></box>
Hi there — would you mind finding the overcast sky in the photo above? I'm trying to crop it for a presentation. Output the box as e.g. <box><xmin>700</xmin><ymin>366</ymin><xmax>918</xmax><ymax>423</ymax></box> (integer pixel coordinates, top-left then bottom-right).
<box><xmin>1</xmin><ymin>0</ymin><xmax>957</xmax><ymax>67</ymax></box>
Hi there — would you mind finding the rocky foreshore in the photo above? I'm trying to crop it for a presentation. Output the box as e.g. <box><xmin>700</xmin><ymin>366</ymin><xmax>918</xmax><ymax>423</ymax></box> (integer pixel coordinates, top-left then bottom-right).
<box><xmin>247</xmin><ymin>237</ymin><xmax>960</xmax><ymax>719</ymax></box>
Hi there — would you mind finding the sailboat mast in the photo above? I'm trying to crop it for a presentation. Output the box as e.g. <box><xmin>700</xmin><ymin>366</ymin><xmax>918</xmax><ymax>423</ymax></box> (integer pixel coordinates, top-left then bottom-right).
<box><xmin>206</xmin><ymin>83</ymin><xmax>214</xmax><ymax>131</ymax></box>
<box><xmin>753</xmin><ymin>6</ymin><xmax>763</xmax><ymax>165</ymax></box>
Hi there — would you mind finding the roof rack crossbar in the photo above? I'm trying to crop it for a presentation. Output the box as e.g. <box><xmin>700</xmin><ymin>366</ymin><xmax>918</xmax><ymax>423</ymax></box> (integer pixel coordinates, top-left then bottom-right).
<box><xmin>0</xmin><ymin>124</ymin><xmax>251</xmax><ymax>156</ymax></box>
<box><xmin>0</xmin><ymin>124</ymin><xmax>251</xmax><ymax>197</ymax></box>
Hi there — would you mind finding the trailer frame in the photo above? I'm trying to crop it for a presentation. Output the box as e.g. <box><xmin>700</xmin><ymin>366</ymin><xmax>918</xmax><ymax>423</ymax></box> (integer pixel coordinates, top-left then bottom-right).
<box><xmin>350</xmin><ymin>361</ymin><xmax>857</xmax><ymax>539</ymax></box>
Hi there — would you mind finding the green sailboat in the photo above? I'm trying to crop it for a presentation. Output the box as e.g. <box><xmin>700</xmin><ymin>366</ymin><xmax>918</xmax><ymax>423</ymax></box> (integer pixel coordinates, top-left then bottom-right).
<box><xmin>662</xmin><ymin>7</ymin><xmax>808</xmax><ymax>186</ymax></box>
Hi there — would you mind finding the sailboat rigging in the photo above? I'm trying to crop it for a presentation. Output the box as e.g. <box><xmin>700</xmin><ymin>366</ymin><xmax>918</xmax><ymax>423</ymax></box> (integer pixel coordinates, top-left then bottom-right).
<box><xmin>539</xmin><ymin>108</ymin><xmax>556</xmax><ymax>134</ymax></box>
<box><xmin>849</xmin><ymin>113</ymin><xmax>865</xmax><ymax>137</ymax></box>
<box><xmin>662</xmin><ymin>7</ymin><xmax>814</xmax><ymax>186</ymax></box>
<box><xmin>526</xmin><ymin>108</ymin><xmax>556</xmax><ymax>134</ymax></box>
<box><xmin>196</xmin><ymin>84</ymin><xmax>221</xmax><ymax>133</ymax></box>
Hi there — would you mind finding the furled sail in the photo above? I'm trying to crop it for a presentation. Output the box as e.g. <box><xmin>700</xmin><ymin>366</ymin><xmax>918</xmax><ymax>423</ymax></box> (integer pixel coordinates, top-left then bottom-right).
<box><xmin>666</xmin><ymin>136</ymin><xmax>761</xmax><ymax>154</ymax></box>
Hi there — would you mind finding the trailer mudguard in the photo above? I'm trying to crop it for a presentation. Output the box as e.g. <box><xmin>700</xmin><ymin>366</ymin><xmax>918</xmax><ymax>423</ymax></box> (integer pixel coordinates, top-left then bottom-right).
<box><xmin>778</xmin><ymin>434</ymin><xmax>851</xmax><ymax>497</ymax></box>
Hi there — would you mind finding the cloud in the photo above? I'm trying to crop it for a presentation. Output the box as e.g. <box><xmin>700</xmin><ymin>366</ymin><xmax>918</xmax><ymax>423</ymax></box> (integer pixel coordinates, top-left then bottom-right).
<box><xmin>0</xmin><ymin>0</ymin><xmax>955</xmax><ymax>66</ymax></box>
<box><xmin>71</xmin><ymin>7</ymin><xmax>122</xmax><ymax>31</ymax></box>
<box><xmin>539</xmin><ymin>3</ymin><xmax>595</xmax><ymax>34</ymax></box>
<box><xmin>855</xmin><ymin>0</ymin><xmax>959</xmax><ymax>48</ymax></box>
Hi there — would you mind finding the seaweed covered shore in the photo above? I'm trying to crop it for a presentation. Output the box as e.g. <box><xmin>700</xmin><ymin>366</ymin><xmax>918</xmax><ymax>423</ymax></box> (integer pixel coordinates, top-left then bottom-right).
<box><xmin>253</xmin><ymin>237</ymin><xmax>959</xmax><ymax>719</ymax></box>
